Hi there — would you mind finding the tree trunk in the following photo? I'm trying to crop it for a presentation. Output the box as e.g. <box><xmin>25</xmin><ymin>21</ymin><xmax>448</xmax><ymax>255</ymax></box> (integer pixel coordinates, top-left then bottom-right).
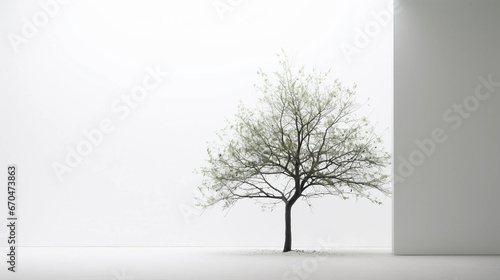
<box><xmin>283</xmin><ymin>203</ymin><xmax>292</xmax><ymax>252</ymax></box>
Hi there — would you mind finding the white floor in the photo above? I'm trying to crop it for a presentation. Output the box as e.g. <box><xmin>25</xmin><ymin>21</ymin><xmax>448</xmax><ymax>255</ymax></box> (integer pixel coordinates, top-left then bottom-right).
<box><xmin>0</xmin><ymin>247</ymin><xmax>499</xmax><ymax>280</ymax></box>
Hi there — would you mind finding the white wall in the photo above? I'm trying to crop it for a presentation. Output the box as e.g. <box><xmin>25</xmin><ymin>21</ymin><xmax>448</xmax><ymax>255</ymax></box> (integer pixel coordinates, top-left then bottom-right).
<box><xmin>394</xmin><ymin>0</ymin><xmax>500</xmax><ymax>254</ymax></box>
<box><xmin>0</xmin><ymin>0</ymin><xmax>393</xmax><ymax>247</ymax></box>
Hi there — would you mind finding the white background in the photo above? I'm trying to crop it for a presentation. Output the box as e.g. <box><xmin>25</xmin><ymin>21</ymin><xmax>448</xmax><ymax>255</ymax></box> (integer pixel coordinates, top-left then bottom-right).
<box><xmin>0</xmin><ymin>0</ymin><xmax>392</xmax><ymax>247</ymax></box>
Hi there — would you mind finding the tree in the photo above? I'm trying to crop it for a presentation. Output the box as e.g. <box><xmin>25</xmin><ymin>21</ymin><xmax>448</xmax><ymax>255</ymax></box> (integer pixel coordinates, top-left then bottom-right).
<box><xmin>196</xmin><ymin>54</ymin><xmax>391</xmax><ymax>252</ymax></box>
